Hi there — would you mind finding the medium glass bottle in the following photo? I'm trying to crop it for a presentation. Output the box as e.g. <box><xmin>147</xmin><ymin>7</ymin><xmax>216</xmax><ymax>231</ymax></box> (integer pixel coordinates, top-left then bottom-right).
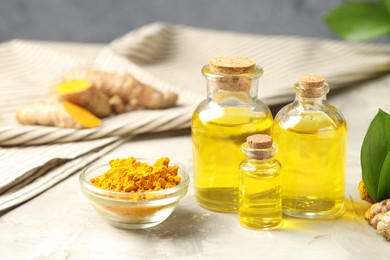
<box><xmin>239</xmin><ymin>134</ymin><xmax>282</xmax><ymax>230</ymax></box>
<box><xmin>272</xmin><ymin>75</ymin><xmax>347</xmax><ymax>218</ymax></box>
<box><xmin>192</xmin><ymin>57</ymin><xmax>273</xmax><ymax>212</ymax></box>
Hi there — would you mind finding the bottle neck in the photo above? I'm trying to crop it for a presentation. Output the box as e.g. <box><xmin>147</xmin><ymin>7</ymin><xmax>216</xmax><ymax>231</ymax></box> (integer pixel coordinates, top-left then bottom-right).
<box><xmin>293</xmin><ymin>82</ymin><xmax>329</xmax><ymax>105</ymax></box>
<box><xmin>245</xmin><ymin>157</ymin><xmax>277</xmax><ymax>166</ymax></box>
<box><xmin>206</xmin><ymin>78</ymin><xmax>259</xmax><ymax>104</ymax></box>
<box><xmin>242</xmin><ymin>142</ymin><xmax>278</xmax><ymax>161</ymax></box>
<box><xmin>202</xmin><ymin>65</ymin><xmax>262</xmax><ymax>105</ymax></box>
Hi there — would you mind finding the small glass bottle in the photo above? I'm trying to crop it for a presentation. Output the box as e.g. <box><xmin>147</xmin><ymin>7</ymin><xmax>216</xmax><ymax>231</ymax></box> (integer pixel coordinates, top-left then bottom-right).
<box><xmin>239</xmin><ymin>134</ymin><xmax>282</xmax><ymax>230</ymax></box>
<box><xmin>272</xmin><ymin>75</ymin><xmax>347</xmax><ymax>218</ymax></box>
<box><xmin>192</xmin><ymin>57</ymin><xmax>273</xmax><ymax>212</ymax></box>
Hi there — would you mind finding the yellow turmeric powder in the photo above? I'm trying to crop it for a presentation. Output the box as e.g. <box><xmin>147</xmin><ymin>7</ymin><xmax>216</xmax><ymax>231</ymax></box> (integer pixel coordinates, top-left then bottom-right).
<box><xmin>91</xmin><ymin>157</ymin><xmax>181</xmax><ymax>192</ymax></box>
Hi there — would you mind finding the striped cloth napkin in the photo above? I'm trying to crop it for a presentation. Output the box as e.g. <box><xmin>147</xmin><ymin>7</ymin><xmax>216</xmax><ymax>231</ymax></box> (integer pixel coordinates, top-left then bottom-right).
<box><xmin>1</xmin><ymin>22</ymin><xmax>389</xmax><ymax>213</ymax></box>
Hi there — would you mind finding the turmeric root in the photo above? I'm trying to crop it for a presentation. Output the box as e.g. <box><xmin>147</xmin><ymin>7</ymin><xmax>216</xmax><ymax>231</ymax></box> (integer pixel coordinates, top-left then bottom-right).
<box><xmin>109</xmin><ymin>95</ymin><xmax>127</xmax><ymax>114</ymax></box>
<box><xmin>359</xmin><ymin>180</ymin><xmax>390</xmax><ymax>240</ymax></box>
<box><xmin>56</xmin><ymin>80</ymin><xmax>111</xmax><ymax>118</ymax></box>
<box><xmin>358</xmin><ymin>179</ymin><xmax>375</xmax><ymax>204</ymax></box>
<box><xmin>16</xmin><ymin>68</ymin><xmax>178</xmax><ymax>129</ymax></box>
<box><xmin>63</xmin><ymin>69</ymin><xmax>178</xmax><ymax>110</ymax></box>
<box><xmin>364</xmin><ymin>199</ymin><xmax>390</xmax><ymax>240</ymax></box>
<box><xmin>16</xmin><ymin>100</ymin><xmax>100</xmax><ymax>128</ymax></box>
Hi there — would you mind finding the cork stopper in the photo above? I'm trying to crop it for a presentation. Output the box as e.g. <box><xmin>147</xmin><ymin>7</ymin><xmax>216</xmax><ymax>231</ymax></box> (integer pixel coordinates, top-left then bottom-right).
<box><xmin>208</xmin><ymin>57</ymin><xmax>256</xmax><ymax>92</ymax></box>
<box><xmin>245</xmin><ymin>134</ymin><xmax>273</xmax><ymax>160</ymax></box>
<box><xmin>209</xmin><ymin>57</ymin><xmax>256</xmax><ymax>75</ymax></box>
<box><xmin>247</xmin><ymin>134</ymin><xmax>273</xmax><ymax>149</ymax></box>
<box><xmin>299</xmin><ymin>75</ymin><xmax>325</xmax><ymax>89</ymax></box>
<box><xmin>298</xmin><ymin>75</ymin><xmax>326</xmax><ymax>98</ymax></box>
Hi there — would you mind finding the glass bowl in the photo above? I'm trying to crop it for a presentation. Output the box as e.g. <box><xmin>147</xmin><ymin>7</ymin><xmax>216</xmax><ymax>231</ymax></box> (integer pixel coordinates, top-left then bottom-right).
<box><xmin>79</xmin><ymin>160</ymin><xmax>190</xmax><ymax>229</ymax></box>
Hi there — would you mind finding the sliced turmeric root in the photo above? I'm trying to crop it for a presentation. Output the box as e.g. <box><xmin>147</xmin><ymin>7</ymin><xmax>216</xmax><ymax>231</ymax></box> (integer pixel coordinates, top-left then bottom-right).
<box><xmin>16</xmin><ymin>68</ymin><xmax>178</xmax><ymax>129</ymax></box>
<box><xmin>63</xmin><ymin>101</ymin><xmax>100</xmax><ymax>128</ymax></box>
<box><xmin>358</xmin><ymin>179</ymin><xmax>375</xmax><ymax>204</ymax></box>
<box><xmin>56</xmin><ymin>80</ymin><xmax>111</xmax><ymax>118</ymax></box>
<box><xmin>16</xmin><ymin>100</ymin><xmax>100</xmax><ymax>128</ymax></box>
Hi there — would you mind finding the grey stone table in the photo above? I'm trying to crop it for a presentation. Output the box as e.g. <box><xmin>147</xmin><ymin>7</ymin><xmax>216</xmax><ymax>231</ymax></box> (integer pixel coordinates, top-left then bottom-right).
<box><xmin>2</xmin><ymin>75</ymin><xmax>390</xmax><ymax>259</ymax></box>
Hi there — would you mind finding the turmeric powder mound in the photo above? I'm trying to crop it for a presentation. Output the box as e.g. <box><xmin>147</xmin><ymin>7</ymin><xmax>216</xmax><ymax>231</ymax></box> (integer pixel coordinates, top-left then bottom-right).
<box><xmin>90</xmin><ymin>157</ymin><xmax>181</xmax><ymax>192</ymax></box>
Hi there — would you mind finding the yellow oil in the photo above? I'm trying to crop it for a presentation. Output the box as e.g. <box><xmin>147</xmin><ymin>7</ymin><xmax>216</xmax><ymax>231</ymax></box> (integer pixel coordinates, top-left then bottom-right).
<box><xmin>192</xmin><ymin>104</ymin><xmax>272</xmax><ymax>212</ymax></box>
<box><xmin>272</xmin><ymin>111</ymin><xmax>347</xmax><ymax>218</ymax></box>
<box><xmin>239</xmin><ymin>162</ymin><xmax>282</xmax><ymax>229</ymax></box>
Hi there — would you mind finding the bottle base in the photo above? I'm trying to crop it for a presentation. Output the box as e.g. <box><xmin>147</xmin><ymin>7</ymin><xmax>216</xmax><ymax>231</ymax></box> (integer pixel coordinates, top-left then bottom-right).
<box><xmin>282</xmin><ymin>198</ymin><xmax>345</xmax><ymax>219</ymax></box>
<box><xmin>239</xmin><ymin>217</ymin><xmax>282</xmax><ymax>230</ymax></box>
<box><xmin>195</xmin><ymin>187</ymin><xmax>238</xmax><ymax>213</ymax></box>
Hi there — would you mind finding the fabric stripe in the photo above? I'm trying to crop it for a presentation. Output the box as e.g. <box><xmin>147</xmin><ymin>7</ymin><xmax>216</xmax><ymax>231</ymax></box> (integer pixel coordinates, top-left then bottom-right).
<box><xmin>0</xmin><ymin>136</ymin><xmax>129</xmax><ymax>213</ymax></box>
<box><xmin>0</xmin><ymin>136</ymin><xmax>119</xmax><ymax>190</ymax></box>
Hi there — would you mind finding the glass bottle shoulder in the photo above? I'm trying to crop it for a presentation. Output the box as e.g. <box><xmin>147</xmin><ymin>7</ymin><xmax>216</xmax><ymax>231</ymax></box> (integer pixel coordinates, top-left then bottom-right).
<box><xmin>273</xmin><ymin>100</ymin><xmax>347</xmax><ymax>133</ymax></box>
<box><xmin>240</xmin><ymin>159</ymin><xmax>281</xmax><ymax>178</ymax></box>
<box><xmin>193</xmin><ymin>98</ymin><xmax>272</xmax><ymax>126</ymax></box>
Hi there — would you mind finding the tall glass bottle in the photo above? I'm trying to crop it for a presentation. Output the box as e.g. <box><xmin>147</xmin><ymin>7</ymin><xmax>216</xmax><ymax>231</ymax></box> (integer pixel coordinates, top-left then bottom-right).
<box><xmin>239</xmin><ymin>134</ymin><xmax>282</xmax><ymax>230</ymax></box>
<box><xmin>272</xmin><ymin>75</ymin><xmax>347</xmax><ymax>218</ymax></box>
<box><xmin>192</xmin><ymin>57</ymin><xmax>273</xmax><ymax>212</ymax></box>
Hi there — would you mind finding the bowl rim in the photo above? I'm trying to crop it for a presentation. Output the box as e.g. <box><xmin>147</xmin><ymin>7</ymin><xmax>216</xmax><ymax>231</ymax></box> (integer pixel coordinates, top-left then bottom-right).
<box><xmin>79</xmin><ymin>159</ymin><xmax>190</xmax><ymax>198</ymax></box>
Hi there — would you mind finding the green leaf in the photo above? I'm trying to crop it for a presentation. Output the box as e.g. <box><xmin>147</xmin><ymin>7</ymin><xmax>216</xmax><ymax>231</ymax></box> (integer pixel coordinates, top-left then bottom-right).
<box><xmin>378</xmin><ymin>152</ymin><xmax>390</xmax><ymax>201</ymax></box>
<box><xmin>325</xmin><ymin>2</ymin><xmax>390</xmax><ymax>42</ymax></box>
<box><xmin>380</xmin><ymin>0</ymin><xmax>390</xmax><ymax>12</ymax></box>
<box><xmin>361</xmin><ymin>109</ymin><xmax>390</xmax><ymax>202</ymax></box>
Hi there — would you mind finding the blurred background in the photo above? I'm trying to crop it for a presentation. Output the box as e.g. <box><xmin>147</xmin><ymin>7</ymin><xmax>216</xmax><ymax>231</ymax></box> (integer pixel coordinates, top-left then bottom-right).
<box><xmin>0</xmin><ymin>0</ymin><xmax>369</xmax><ymax>43</ymax></box>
